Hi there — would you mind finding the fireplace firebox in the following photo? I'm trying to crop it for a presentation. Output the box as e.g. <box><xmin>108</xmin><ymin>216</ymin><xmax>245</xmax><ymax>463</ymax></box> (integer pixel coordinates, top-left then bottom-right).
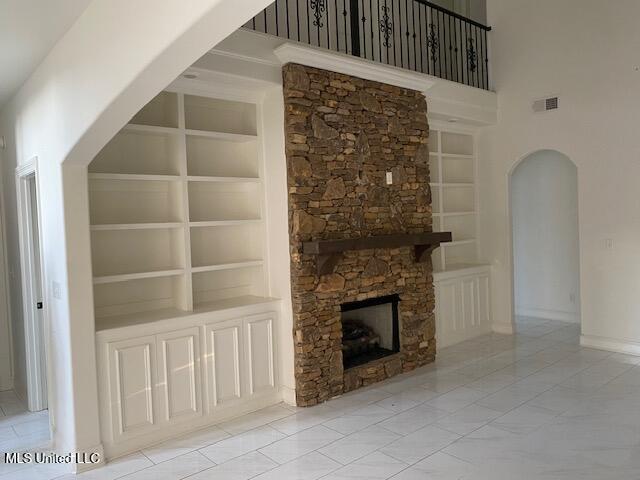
<box><xmin>341</xmin><ymin>294</ymin><xmax>400</xmax><ymax>370</ymax></box>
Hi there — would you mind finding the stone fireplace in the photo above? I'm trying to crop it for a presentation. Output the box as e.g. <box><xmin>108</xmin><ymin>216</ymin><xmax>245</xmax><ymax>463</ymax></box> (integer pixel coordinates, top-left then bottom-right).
<box><xmin>283</xmin><ymin>63</ymin><xmax>437</xmax><ymax>406</ymax></box>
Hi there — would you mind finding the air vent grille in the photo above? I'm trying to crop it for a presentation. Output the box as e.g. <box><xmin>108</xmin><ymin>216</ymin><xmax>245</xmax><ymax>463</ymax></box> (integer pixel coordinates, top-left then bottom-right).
<box><xmin>533</xmin><ymin>96</ymin><xmax>559</xmax><ymax>113</ymax></box>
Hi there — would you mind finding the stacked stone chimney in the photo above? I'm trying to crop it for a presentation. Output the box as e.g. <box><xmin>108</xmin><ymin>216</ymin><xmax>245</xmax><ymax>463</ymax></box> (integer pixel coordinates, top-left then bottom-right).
<box><xmin>283</xmin><ymin>63</ymin><xmax>436</xmax><ymax>406</ymax></box>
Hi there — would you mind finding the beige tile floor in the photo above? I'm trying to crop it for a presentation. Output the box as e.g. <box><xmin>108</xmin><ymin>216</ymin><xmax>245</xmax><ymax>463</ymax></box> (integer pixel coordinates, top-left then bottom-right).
<box><xmin>3</xmin><ymin>316</ymin><xmax>640</xmax><ymax>479</ymax></box>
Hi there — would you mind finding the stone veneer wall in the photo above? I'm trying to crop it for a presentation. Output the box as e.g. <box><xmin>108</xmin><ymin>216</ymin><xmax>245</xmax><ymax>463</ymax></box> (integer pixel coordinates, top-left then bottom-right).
<box><xmin>283</xmin><ymin>63</ymin><xmax>435</xmax><ymax>406</ymax></box>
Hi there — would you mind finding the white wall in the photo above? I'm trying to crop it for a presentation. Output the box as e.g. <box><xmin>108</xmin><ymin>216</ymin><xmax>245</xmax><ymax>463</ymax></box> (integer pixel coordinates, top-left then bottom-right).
<box><xmin>479</xmin><ymin>0</ymin><xmax>640</xmax><ymax>343</ymax></box>
<box><xmin>511</xmin><ymin>150</ymin><xmax>579</xmax><ymax>323</ymax></box>
<box><xmin>0</xmin><ymin>147</ymin><xmax>13</xmax><ymax>392</ymax></box>
<box><xmin>0</xmin><ymin>0</ymin><xmax>273</xmax><ymax>469</ymax></box>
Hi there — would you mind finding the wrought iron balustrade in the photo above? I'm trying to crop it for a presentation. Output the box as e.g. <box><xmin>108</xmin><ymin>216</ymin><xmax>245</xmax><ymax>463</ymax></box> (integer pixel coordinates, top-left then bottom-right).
<box><xmin>245</xmin><ymin>0</ymin><xmax>491</xmax><ymax>90</ymax></box>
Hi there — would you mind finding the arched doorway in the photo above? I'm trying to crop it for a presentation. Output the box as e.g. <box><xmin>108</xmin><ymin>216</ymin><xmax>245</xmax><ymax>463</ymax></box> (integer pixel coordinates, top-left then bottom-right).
<box><xmin>510</xmin><ymin>150</ymin><xmax>580</xmax><ymax>328</ymax></box>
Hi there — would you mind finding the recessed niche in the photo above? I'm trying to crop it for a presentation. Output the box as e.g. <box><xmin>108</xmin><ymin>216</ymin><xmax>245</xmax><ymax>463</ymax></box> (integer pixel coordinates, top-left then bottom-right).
<box><xmin>442</xmin><ymin>157</ymin><xmax>474</xmax><ymax>183</ymax></box>
<box><xmin>89</xmin><ymin>179</ymin><xmax>183</xmax><ymax>225</ymax></box>
<box><xmin>192</xmin><ymin>266</ymin><xmax>264</xmax><ymax>307</ymax></box>
<box><xmin>188</xmin><ymin>181</ymin><xmax>261</xmax><ymax>222</ymax></box>
<box><xmin>90</xmin><ymin>130</ymin><xmax>182</xmax><ymax>176</ymax></box>
<box><xmin>184</xmin><ymin>95</ymin><xmax>256</xmax><ymax>135</ymax></box>
<box><xmin>442</xmin><ymin>186</ymin><xmax>474</xmax><ymax>213</ymax></box>
<box><xmin>91</xmin><ymin>228</ymin><xmax>185</xmax><ymax>277</ymax></box>
<box><xmin>190</xmin><ymin>224</ymin><xmax>262</xmax><ymax>267</ymax></box>
<box><xmin>441</xmin><ymin>131</ymin><xmax>473</xmax><ymax>155</ymax></box>
<box><xmin>130</xmin><ymin>91</ymin><xmax>179</xmax><ymax>128</ymax></box>
<box><xmin>94</xmin><ymin>275</ymin><xmax>185</xmax><ymax>320</ymax></box>
<box><xmin>442</xmin><ymin>214</ymin><xmax>475</xmax><ymax>241</ymax></box>
<box><xmin>186</xmin><ymin>135</ymin><xmax>258</xmax><ymax>178</ymax></box>
<box><xmin>429</xmin><ymin>130</ymin><xmax>439</xmax><ymax>151</ymax></box>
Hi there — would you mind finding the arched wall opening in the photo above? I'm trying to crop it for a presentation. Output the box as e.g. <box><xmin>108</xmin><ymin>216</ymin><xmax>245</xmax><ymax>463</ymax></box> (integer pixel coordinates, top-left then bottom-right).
<box><xmin>509</xmin><ymin>149</ymin><xmax>581</xmax><ymax>326</ymax></box>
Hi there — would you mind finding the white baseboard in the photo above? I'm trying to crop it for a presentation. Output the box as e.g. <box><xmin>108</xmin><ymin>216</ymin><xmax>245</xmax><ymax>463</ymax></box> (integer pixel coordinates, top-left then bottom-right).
<box><xmin>72</xmin><ymin>443</ymin><xmax>105</xmax><ymax>473</ymax></box>
<box><xmin>516</xmin><ymin>306</ymin><xmax>579</xmax><ymax>323</ymax></box>
<box><xmin>280</xmin><ymin>385</ymin><xmax>297</xmax><ymax>406</ymax></box>
<box><xmin>0</xmin><ymin>374</ymin><xmax>13</xmax><ymax>392</ymax></box>
<box><xmin>103</xmin><ymin>391</ymin><xmax>282</xmax><ymax>460</ymax></box>
<box><xmin>580</xmin><ymin>334</ymin><xmax>640</xmax><ymax>356</ymax></box>
<box><xmin>492</xmin><ymin>322</ymin><xmax>514</xmax><ymax>335</ymax></box>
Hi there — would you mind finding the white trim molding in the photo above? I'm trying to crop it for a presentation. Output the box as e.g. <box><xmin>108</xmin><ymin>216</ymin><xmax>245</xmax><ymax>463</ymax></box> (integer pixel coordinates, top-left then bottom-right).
<box><xmin>15</xmin><ymin>157</ymin><xmax>49</xmax><ymax>412</ymax></box>
<box><xmin>279</xmin><ymin>385</ymin><xmax>296</xmax><ymax>406</ymax></box>
<box><xmin>492</xmin><ymin>322</ymin><xmax>514</xmax><ymax>335</ymax></box>
<box><xmin>580</xmin><ymin>334</ymin><xmax>640</xmax><ymax>356</ymax></box>
<box><xmin>273</xmin><ymin>43</ymin><xmax>437</xmax><ymax>93</ymax></box>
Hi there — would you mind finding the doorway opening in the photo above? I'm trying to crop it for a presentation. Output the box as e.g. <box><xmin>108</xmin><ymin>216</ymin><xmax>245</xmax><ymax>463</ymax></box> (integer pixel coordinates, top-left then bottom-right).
<box><xmin>16</xmin><ymin>159</ymin><xmax>49</xmax><ymax>415</ymax></box>
<box><xmin>509</xmin><ymin>150</ymin><xmax>581</xmax><ymax>330</ymax></box>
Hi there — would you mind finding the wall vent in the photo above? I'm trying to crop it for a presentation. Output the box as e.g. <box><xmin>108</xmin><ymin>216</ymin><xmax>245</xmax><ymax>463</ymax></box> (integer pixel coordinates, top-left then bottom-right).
<box><xmin>533</xmin><ymin>96</ymin><xmax>559</xmax><ymax>113</ymax></box>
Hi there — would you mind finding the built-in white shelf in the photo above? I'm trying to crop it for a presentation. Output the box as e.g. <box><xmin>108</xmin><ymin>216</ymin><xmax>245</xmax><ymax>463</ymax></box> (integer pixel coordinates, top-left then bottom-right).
<box><xmin>187</xmin><ymin>175</ymin><xmax>261</xmax><ymax>183</ymax></box>
<box><xmin>430</xmin><ymin>183</ymin><xmax>474</xmax><ymax>187</ymax></box>
<box><xmin>93</xmin><ymin>268</ymin><xmax>185</xmax><ymax>285</ymax></box>
<box><xmin>430</xmin><ymin>127</ymin><xmax>480</xmax><ymax>272</ymax></box>
<box><xmin>433</xmin><ymin>211</ymin><xmax>476</xmax><ymax>217</ymax></box>
<box><xmin>124</xmin><ymin>124</ymin><xmax>181</xmax><ymax>135</ymax></box>
<box><xmin>88</xmin><ymin>173</ymin><xmax>181</xmax><ymax>182</ymax></box>
<box><xmin>88</xmin><ymin>90</ymin><xmax>268</xmax><ymax>324</ymax></box>
<box><xmin>121</xmin><ymin>125</ymin><xmax>257</xmax><ymax>143</ymax></box>
<box><xmin>90</xmin><ymin>222</ymin><xmax>183</xmax><ymax>231</ymax></box>
<box><xmin>189</xmin><ymin>220</ymin><xmax>262</xmax><ymax>228</ymax></box>
<box><xmin>191</xmin><ymin>260</ymin><xmax>264</xmax><ymax>273</ymax></box>
<box><xmin>94</xmin><ymin>295</ymin><xmax>278</xmax><ymax>332</ymax></box>
<box><xmin>186</xmin><ymin>129</ymin><xmax>257</xmax><ymax>143</ymax></box>
<box><xmin>444</xmin><ymin>239</ymin><xmax>476</xmax><ymax>247</ymax></box>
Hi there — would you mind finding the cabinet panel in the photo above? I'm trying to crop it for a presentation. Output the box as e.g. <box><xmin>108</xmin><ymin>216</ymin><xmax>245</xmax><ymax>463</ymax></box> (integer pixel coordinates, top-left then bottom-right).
<box><xmin>244</xmin><ymin>314</ymin><xmax>276</xmax><ymax>396</ymax></box>
<box><xmin>436</xmin><ymin>281</ymin><xmax>459</xmax><ymax>348</ymax></box>
<box><xmin>461</xmin><ymin>277</ymin><xmax>476</xmax><ymax>328</ymax></box>
<box><xmin>156</xmin><ymin>327</ymin><xmax>202</xmax><ymax>423</ymax></box>
<box><xmin>477</xmin><ymin>275</ymin><xmax>491</xmax><ymax>330</ymax></box>
<box><xmin>435</xmin><ymin>268</ymin><xmax>492</xmax><ymax>348</ymax></box>
<box><xmin>108</xmin><ymin>336</ymin><xmax>157</xmax><ymax>441</ymax></box>
<box><xmin>205</xmin><ymin>320</ymin><xmax>243</xmax><ymax>409</ymax></box>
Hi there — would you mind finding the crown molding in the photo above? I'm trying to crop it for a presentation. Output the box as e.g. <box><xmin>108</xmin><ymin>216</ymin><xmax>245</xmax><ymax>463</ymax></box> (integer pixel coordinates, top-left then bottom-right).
<box><xmin>273</xmin><ymin>43</ymin><xmax>437</xmax><ymax>93</ymax></box>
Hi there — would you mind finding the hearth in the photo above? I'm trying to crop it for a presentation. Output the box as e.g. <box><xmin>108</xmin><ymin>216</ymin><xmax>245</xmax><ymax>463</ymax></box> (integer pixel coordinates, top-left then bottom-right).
<box><xmin>341</xmin><ymin>294</ymin><xmax>400</xmax><ymax>370</ymax></box>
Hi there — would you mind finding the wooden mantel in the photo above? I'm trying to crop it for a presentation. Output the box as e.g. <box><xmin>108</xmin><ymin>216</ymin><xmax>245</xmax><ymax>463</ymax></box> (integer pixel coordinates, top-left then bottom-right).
<box><xmin>303</xmin><ymin>232</ymin><xmax>452</xmax><ymax>275</ymax></box>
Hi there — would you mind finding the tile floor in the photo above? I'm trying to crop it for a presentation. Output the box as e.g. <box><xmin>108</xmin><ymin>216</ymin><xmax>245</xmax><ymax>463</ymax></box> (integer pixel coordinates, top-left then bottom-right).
<box><xmin>4</xmin><ymin>316</ymin><xmax>640</xmax><ymax>479</ymax></box>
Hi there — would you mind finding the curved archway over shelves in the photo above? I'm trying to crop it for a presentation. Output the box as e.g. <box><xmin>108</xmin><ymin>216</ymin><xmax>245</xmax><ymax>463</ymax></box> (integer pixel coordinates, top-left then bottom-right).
<box><xmin>509</xmin><ymin>149</ymin><xmax>581</xmax><ymax>330</ymax></box>
<box><xmin>0</xmin><ymin>0</ymin><xmax>273</xmax><ymax>470</ymax></box>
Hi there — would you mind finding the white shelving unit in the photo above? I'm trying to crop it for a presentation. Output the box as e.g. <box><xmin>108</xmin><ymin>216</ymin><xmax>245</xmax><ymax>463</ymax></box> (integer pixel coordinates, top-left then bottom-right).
<box><xmin>429</xmin><ymin>124</ymin><xmax>492</xmax><ymax>348</ymax></box>
<box><xmin>429</xmin><ymin>127</ymin><xmax>481</xmax><ymax>272</ymax></box>
<box><xmin>88</xmin><ymin>91</ymin><xmax>268</xmax><ymax>328</ymax></box>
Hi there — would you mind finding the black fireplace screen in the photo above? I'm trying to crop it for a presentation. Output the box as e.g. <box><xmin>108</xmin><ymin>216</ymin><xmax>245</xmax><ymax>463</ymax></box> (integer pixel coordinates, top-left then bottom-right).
<box><xmin>341</xmin><ymin>294</ymin><xmax>400</xmax><ymax>369</ymax></box>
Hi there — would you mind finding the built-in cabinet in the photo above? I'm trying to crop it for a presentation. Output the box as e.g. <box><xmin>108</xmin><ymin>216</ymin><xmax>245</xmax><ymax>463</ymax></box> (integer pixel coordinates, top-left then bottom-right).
<box><xmin>430</xmin><ymin>123</ymin><xmax>492</xmax><ymax>347</ymax></box>
<box><xmin>97</xmin><ymin>305</ymin><xmax>278</xmax><ymax>458</ymax></box>
<box><xmin>90</xmin><ymin>89</ymin><xmax>281</xmax><ymax>458</ymax></box>
<box><xmin>434</xmin><ymin>266</ymin><xmax>491</xmax><ymax>348</ymax></box>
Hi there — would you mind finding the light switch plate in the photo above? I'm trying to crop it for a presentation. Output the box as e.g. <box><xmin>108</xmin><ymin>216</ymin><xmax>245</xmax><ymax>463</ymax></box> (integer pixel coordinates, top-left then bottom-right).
<box><xmin>386</xmin><ymin>171</ymin><xmax>393</xmax><ymax>185</ymax></box>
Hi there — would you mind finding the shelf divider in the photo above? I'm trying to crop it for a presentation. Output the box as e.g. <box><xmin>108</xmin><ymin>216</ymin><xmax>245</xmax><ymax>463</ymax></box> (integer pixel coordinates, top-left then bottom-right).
<box><xmin>93</xmin><ymin>268</ymin><xmax>185</xmax><ymax>285</ymax></box>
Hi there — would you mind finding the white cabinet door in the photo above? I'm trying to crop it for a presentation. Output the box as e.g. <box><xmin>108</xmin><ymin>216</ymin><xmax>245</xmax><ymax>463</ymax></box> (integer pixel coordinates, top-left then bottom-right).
<box><xmin>156</xmin><ymin>327</ymin><xmax>202</xmax><ymax>425</ymax></box>
<box><xmin>477</xmin><ymin>274</ymin><xmax>491</xmax><ymax>331</ymax></box>
<box><xmin>461</xmin><ymin>277</ymin><xmax>477</xmax><ymax>329</ymax></box>
<box><xmin>435</xmin><ymin>280</ymin><xmax>459</xmax><ymax>348</ymax></box>
<box><xmin>244</xmin><ymin>313</ymin><xmax>276</xmax><ymax>397</ymax></box>
<box><xmin>204</xmin><ymin>318</ymin><xmax>243</xmax><ymax>411</ymax></box>
<box><xmin>435</xmin><ymin>267</ymin><xmax>492</xmax><ymax>348</ymax></box>
<box><xmin>107</xmin><ymin>336</ymin><xmax>158</xmax><ymax>443</ymax></box>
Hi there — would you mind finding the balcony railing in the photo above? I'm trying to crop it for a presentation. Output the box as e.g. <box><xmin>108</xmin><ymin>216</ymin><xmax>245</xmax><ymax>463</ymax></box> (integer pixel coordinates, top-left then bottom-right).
<box><xmin>245</xmin><ymin>0</ymin><xmax>491</xmax><ymax>90</ymax></box>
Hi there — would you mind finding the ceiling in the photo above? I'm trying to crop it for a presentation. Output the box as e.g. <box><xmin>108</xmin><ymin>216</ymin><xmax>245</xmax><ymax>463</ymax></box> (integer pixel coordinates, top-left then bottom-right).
<box><xmin>0</xmin><ymin>0</ymin><xmax>91</xmax><ymax>109</ymax></box>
